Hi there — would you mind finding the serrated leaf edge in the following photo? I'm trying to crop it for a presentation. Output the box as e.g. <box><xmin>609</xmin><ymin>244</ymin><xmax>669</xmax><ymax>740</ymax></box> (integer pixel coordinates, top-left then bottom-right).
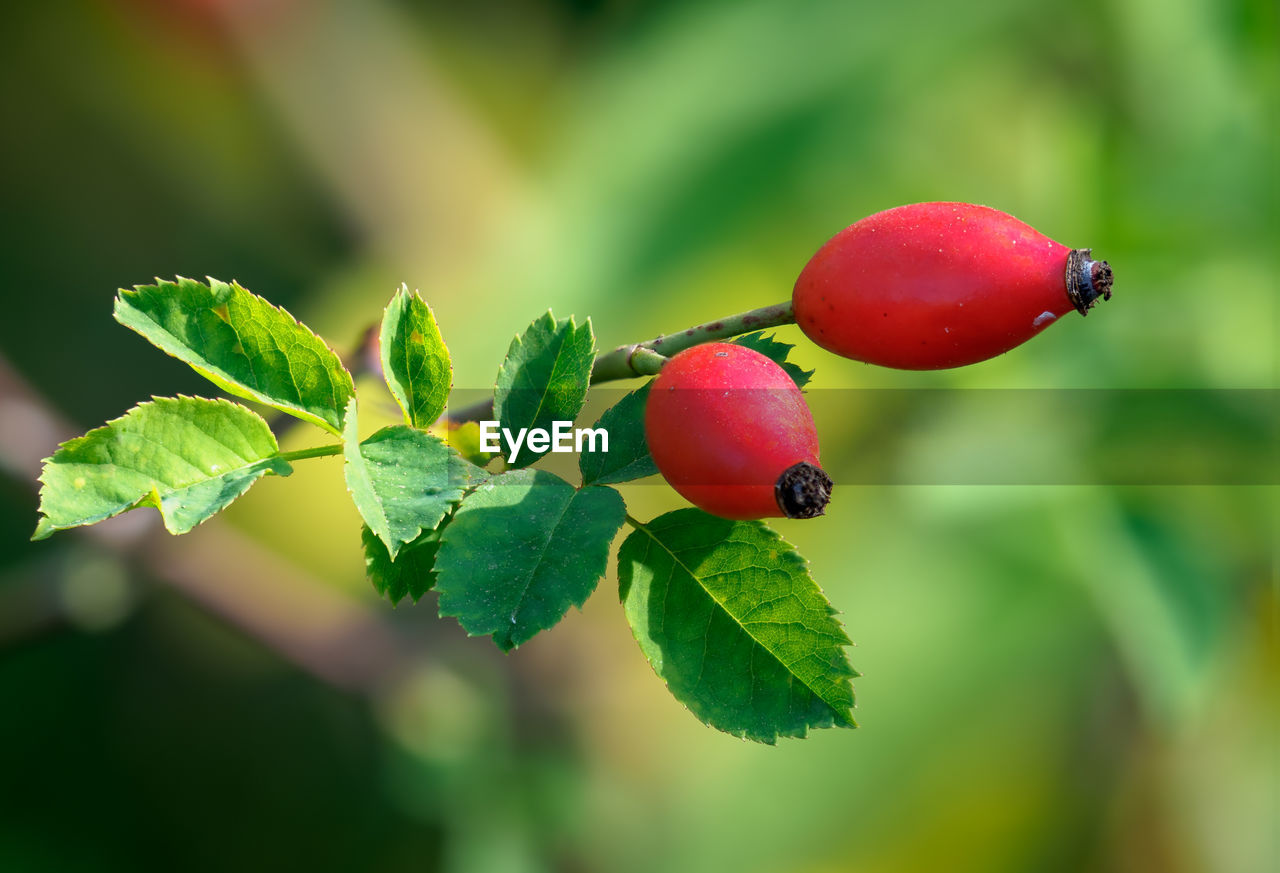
<box><xmin>578</xmin><ymin>381</ymin><xmax>656</xmax><ymax>486</ymax></box>
<box><xmin>32</xmin><ymin>394</ymin><xmax>289</xmax><ymax>540</ymax></box>
<box><xmin>732</xmin><ymin>330</ymin><xmax>815</xmax><ymax>389</ymax></box>
<box><xmin>493</xmin><ymin>310</ymin><xmax>596</xmax><ymax>462</ymax></box>
<box><xmin>114</xmin><ymin>276</ymin><xmax>356</xmax><ymax>435</ymax></box>
<box><xmin>379</xmin><ymin>284</ymin><xmax>453</xmax><ymax>429</ymax></box>
<box><xmin>435</xmin><ymin>472</ymin><xmax>622</xmax><ymax>651</ymax></box>
<box><xmin>342</xmin><ymin>398</ymin><xmax>480</xmax><ymax>561</ymax></box>
<box><xmin>621</xmin><ymin>514</ymin><xmax>857</xmax><ymax>738</ymax></box>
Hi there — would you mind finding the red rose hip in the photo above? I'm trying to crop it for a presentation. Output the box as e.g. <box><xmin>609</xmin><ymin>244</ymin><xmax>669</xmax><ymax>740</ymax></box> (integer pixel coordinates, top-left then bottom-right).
<box><xmin>792</xmin><ymin>201</ymin><xmax>1112</xmax><ymax>369</ymax></box>
<box><xmin>645</xmin><ymin>343</ymin><xmax>832</xmax><ymax>520</ymax></box>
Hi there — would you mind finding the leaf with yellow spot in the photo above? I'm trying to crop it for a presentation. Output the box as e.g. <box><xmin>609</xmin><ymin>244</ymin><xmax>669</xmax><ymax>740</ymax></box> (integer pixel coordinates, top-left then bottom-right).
<box><xmin>379</xmin><ymin>285</ymin><xmax>452</xmax><ymax>429</ymax></box>
<box><xmin>114</xmin><ymin>276</ymin><xmax>355</xmax><ymax>434</ymax></box>
<box><xmin>33</xmin><ymin>396</ymin><xmax>291</xmax><ymax>539</ymax></box>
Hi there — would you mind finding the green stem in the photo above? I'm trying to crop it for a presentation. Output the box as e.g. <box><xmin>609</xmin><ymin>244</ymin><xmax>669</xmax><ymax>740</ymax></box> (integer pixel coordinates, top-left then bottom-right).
<box><xmin>446</xmin><ymin>299</ymin><xmax>795</xmax><ymax>423</ymax></box>
<box><xmin>277</xmin><ymin>443</ymin><xmax>344</xmax><ymax>463</ymax></box>
<box><xmin>589</xmin><ymin>300</ymin><xmax>794</xmax><ymax>383</ymax></box>
<box><xmin>627</xmin><ymin>347</ymin><xmax>669</xmax><ymax>376</ymax></box>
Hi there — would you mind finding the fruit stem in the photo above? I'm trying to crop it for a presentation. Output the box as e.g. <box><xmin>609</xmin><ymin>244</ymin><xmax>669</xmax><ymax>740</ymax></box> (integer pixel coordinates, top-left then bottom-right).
<box><xmin>445</xmin><ymin>300</ymin><xmax>796</xmax><ymax>423</ymax></box>
<box><xmin>276</xmin><ymin>443</ymin><xmax>344</xmax><ymax>462</ymax></box>
<box><xmin>1065</xmin><ymin>248</ymin><xmax>1114</xmax><ymax>316</ymax></box>
<box><xmin>590</xmin><ymin>300</ymin><xmax>795</xmax><ymax>383</ymax></box>
<box><xmin>626</xmin><ymin>347</ymin><xmax>669</xmax><ymax>375</ymax></box>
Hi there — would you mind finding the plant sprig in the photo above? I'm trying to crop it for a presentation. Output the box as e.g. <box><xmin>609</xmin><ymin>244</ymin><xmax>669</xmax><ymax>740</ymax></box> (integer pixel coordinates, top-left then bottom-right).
<box><xmin>31</xmin><ymin>277</ymin><xmax>855</xmax><ymax>743</ymax></box>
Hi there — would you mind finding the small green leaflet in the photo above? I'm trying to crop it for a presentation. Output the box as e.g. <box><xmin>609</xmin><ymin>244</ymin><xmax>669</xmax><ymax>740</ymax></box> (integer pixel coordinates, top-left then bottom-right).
<box><xmin>435</xmin><ymin>469</ymin><xmax>626</xmax><ymax>651</ymax></box>
<box><xmin>617</xmin><ymin>508</ymin><xmax>857</xmax><ymax>743</ymax></box>
<box><xmin>733</xmin><ymin>331</ymin><xmax>814</xmax><ymax>388</ymax></box>
<box><xmin>32</xmin><ymin>396</ymin><xmax>291</xmax><ymax>540</ymax></box>
<box><xmin>493</xmin><ymin>311</ymin><xmax>595</xmax><ymax>468</ymax></box>
<box><xmin>380</xmin><ymin>285</ymin><xmax>451</xmax><ymax>428</ymax></box>
<box><xmin>343</xmin><ymin>399</ymin><xmax>488</xmax><ymax>560</ymax></box>
<box><xmin>362</xmin><ymin>522</ymin><xmax>446</xmax><ymax>605</ymax></box>
<box><xmin>578</xmin><ymin>382</ymin><xmax>658</xmax><ymax>485</ymax></box>
<box><xmin>114</xmin><ymin>277</ymin><xmax>356</xmax><ymax>435</ymax></box>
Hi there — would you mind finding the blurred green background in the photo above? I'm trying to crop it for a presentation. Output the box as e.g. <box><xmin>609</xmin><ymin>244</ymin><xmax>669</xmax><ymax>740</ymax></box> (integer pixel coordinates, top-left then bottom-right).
<box><xmin>0</xmin><ymin>1</ymin><xmax>1274</xmax><ymax>871</ymax></box>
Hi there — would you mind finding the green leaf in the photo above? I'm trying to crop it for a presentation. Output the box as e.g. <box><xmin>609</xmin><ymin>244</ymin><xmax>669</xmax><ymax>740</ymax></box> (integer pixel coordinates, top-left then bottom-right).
<box><xmin>379</xmin><ymin>285</ymin><xmax>452</xmax><ymax>428</ymax></box>
<box><xmin>343</xmin><ymin>399</ymin><xmax>488</xmax><ymax>560</ymax></box>
<box><xmin>435</xmin><ymin>469</ymin><xmax>626</xmax><ymax>651</ymax></box>
<box><xmin>733</xmin><ymin>331</ymin><xmax>814</xmax><ymax>388</ymax></box>
<box><xmin>362</xmin><ymin>522</ymin><xmax>446</xmax><ymax>605</ymax></box>
<box><xmin>33</xmin><ymin>396</ymin><xmax>291</xmax><ymax>540</ymax></box>
<box><xmin>493</xmin><ymin>311</ymin><xmax>595</xmax><ymax>468</ymax></box>
<box><xmin>578</xmin><ymin>382</ymin><xmax>659</xmax><ymax>485</ymax></box>
<box><xmin>114</xmin><ymin>276</ymin><xmax>356</xmax><ymax>435</ymax></box>
<box><xmin>617</xmin><ymin>508</ymin><xmax>857</xmax><ymax>743</ymax></box>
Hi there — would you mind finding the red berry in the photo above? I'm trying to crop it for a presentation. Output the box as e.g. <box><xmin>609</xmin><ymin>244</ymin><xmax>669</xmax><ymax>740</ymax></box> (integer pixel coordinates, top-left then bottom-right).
<box><xmin>792</xmin><ymin>202</ymin><xmax>1113</xmax><ymax>369</ymax></box>
<box><xmin>645</xmin><ymin>343</ymin><xmax>832</xmax><ymax>520</ymax></box>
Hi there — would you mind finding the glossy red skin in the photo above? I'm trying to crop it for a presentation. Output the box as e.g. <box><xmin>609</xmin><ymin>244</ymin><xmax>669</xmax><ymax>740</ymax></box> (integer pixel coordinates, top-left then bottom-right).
<box><xmin>793</xmin><ymin>202</ymin><xmax>1075</xmax><ymax>369</ymax></box>
<box><xmin>645</xmin><ymin>344</ymin><xmax>820</xmax><ymax>520</ymax></box>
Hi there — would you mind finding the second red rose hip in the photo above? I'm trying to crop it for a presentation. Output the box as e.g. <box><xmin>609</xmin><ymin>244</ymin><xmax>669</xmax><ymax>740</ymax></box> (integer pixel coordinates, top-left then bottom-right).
<box><xmin>645</xmin><ymin>343</ymin><xmax>832</xmax><ymax>520</ymax></box>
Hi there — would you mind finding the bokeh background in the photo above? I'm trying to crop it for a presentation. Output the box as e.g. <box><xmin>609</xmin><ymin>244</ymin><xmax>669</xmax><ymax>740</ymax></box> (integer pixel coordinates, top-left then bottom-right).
<box><xmin>0</xmin><ymin>1</ymin><xmax>1274</xmax><ymax>871</ymax></box>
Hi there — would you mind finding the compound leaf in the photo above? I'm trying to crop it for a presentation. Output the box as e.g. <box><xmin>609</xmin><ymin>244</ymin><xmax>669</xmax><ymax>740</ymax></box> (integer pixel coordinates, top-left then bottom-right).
<box><xmin>380</xmin><ymin>285</ymin><xmax>451</xmax><ymax>428</ymax></box>
<box><xmin>343</xmin><ymin>399</ymin><xmax>488</xmax><ymax>560</ymax></box>
<box><xmin>493</xmin><ymin>311</ymin><xmax>595</xmax><ymax>468</ymax></box>
<box><xmin>114</xmin><ymin>276</ymin><xmax>355</xmax><ymax>434</ymax></box>
<box><xmin>362</xmin><ymin>522</ymin><xmax>447</xmax><ymax>605</ymax></box>
<box><xmin>578</xmin><ymin>381</ymin><xmax>658</xmax><ymax>485</ymax></box>
<box><xmin>435</xmin><ymin>469</ymin><xmax>625</xmax><ymax>651</ymax></box>
<box><xmin>33</xmin><ymin>396</ymin><xmax>291</xmax><ymax>540</ymax></box>
<box><xmin>617</xmin><ymin>508</ymin><xmax>857</xmax><ymax>743</ymax></box>
<box><xmin>733</xmin><ymin>331</ymin><xmax>814</xmax><ymax>388</ymax></box>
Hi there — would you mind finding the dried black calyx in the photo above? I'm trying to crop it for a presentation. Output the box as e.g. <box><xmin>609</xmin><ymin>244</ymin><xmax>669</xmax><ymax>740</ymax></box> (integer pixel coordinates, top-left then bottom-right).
<box><xmin>775</xmin><ymin>461</ymin><xmax>834</xmax><ymax>519</ymax></box>
<box><xmin>1066</xmin><ymin>248</ymin><xmax>1114</xmax><ymax>315</ymax></box>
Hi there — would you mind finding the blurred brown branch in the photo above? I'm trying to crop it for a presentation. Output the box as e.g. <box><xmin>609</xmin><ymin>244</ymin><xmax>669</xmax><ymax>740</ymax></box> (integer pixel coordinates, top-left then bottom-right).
<box><xmin>0</xmin><ymin>350</ymin><xmax>417</xmax><ymax>693</ymax></box>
